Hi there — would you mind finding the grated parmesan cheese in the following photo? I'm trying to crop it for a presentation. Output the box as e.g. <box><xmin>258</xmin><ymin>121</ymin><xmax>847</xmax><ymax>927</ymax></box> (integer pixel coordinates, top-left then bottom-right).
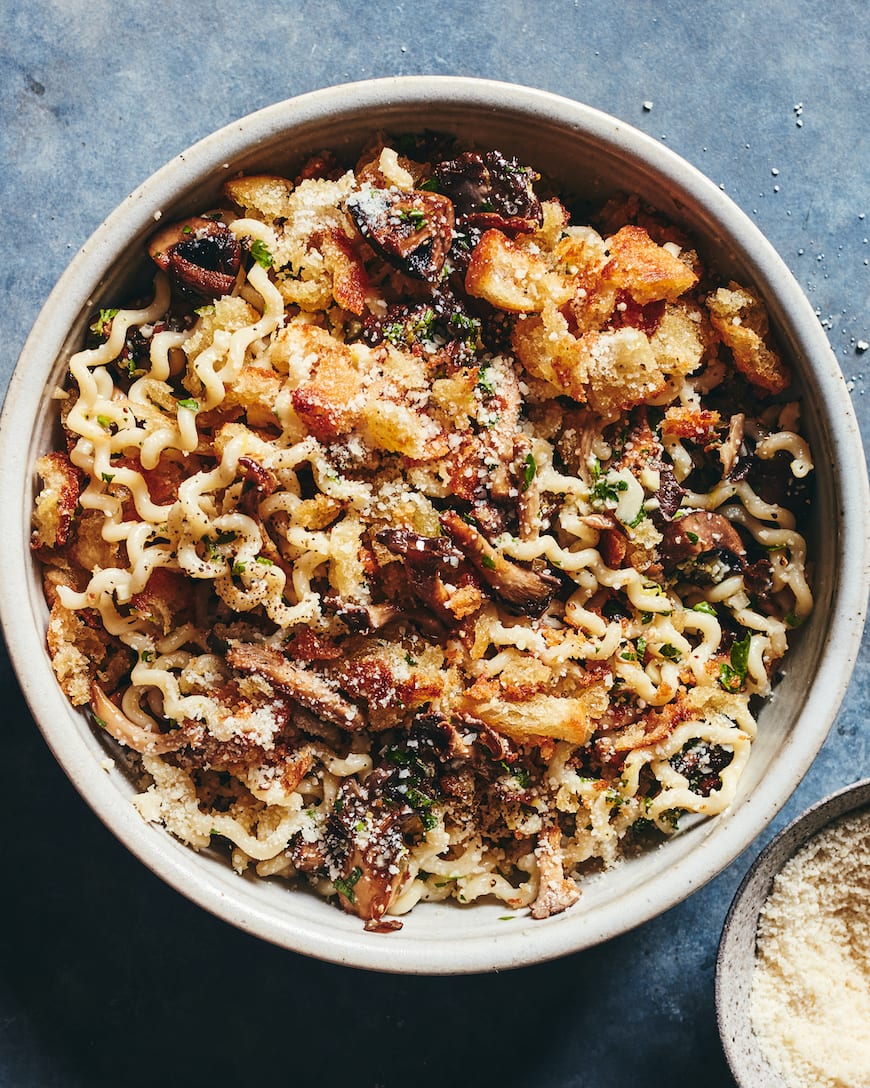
<box><xmin>751</xmin><ymin>809</ymin><xmax>870</xmax><ymax>1088</ymax></box>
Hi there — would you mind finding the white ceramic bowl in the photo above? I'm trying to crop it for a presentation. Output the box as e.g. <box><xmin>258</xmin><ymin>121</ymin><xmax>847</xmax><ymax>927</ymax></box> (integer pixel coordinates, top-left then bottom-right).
<box><xmin>716</xmin><ymin>778</ymin><xmax>870</xmax><ymax>1086</ymax></box>
<box><xmin>1</xmin><ymin>77</ymin><xmax>867</xmax><ymax>974</ymax></box>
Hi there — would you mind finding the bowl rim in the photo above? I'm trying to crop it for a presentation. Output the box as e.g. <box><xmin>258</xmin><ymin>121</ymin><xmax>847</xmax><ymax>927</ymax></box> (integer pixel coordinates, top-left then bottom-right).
<box><xmin>2</xmin><ymin>75</ymin><xmax>868</xmax><ymax>974</ymax></box>
<box><xmin>715</xmin><ymin>776</ymin><xmax>870</xmax><ymax>1086</ymax></box>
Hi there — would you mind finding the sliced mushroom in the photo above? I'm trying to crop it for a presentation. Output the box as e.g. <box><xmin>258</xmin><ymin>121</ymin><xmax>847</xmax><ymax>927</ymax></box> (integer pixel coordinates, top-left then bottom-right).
<box><xmin>237</xmin><ymin>455</ymin><xmax>278</xmax><ymax>495</ymax></box>
<box><xmin>530</xmin><ymin>824</ymin><xmax>581</xmax><ymax>919</ymax></box>
<box><xmin>327</xmin><ymin>772</ymin><xmax>408</xmax><ymax>927</ymax></box>
<box><xmin>323</xmin><ymin>596</ymin><xmax>401</xmax><ymax>634</ymax></box>
<box><xmin>90</xmin><ymin>683</ymin><xmax>185</xmax><ymax>755</ymax></box>
<box><xmin>375</xmin><ymin>527</ymin><xmax>472</xmax><ymax>626</ymax></box>
<box><xmin>148</xmin><ymin>217</ymin><xmax>241</xmax><ymax>298</ymax></box>
<box><xmin>346</xmin><ymin>186</ymin><xmax>454</xmax><ymax>281</ymax></box>
<box><xmin>720</xmin><ymin>412</ymin><xmax>746</xmax><ymax>478</ymax></box>
<box><xmin>432</xmin><ymin>150</ymin><xmax>543</xmax><ymax>234</ymax></box>
<box><xmin>226</xmin><ymin>643</ymin><xmax>366</xmax><ymax>731</ymax></box>
<box><xmin>659</xmin><ymin>511</ymin><xmax>746</xmax><ymax>582</ymax></box>
<box><xmin>440</xmin><ymin>511</ymin><xmax>559</xmax><ymax>617</ymax></box>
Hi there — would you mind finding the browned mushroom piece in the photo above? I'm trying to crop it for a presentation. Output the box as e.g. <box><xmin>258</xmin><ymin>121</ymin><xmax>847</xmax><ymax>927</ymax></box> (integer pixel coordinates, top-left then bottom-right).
<box><xmin>530</xmin><ymin>824</ymin><xmax>581</xmax><ymax>919</ymax></box>
<box><xmin>237</xmin><ymin>455</ymin><xmax>278</xmax><ymax>495</ymax></box>
<box><xmin>147</xmin><ymin>217</ymin><xmax>241</xmax><ymax>298</ymax></box>
<box><xmin>719</xmin><ymin>412</ymin><xmax>746</xmax><ymax>477</ymax></box>
<box><xmin>659</xmin><ymin>511</ymin><xmax>747</xmax><ymax>583</ymax></box>
<box><xmin>439</xmin><ymin>511</ymin><xmax>559</xmax><ymax>617</ymax></box>
<box><xmin>346</xmin><ymin>186</ymin><xmax>454</xmax><ymax>282</ymax></box>
<box><xmin>327</xmin><ymin>772</ymin><xmax>408</xmax><ymax>927</ymax></box>
<box><xmin>431</xmin><ymin>150</ymin><xmax>543</xmax><ymax>234</ymax></box>
<box><xmin>322</xmin><ymin>596</ymin><xmax>401</xmax><ymax>634</ymax></box>
<box><xmin>226</xmin><ymin>643</ymin><xmax>366</xmax><ymax>730</ymax></box>
<box><xmin>375</xmin><ymin>526</ymin><xmax>473</xmax><ymax>625</ymax></box>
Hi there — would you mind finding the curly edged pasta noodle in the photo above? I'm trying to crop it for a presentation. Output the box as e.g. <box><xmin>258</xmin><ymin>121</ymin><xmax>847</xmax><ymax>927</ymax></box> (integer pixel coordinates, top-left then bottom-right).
<box><xmin>33</xmin><ymin>136</ymin><xmax>813</xmax><ymax>931</ymax></box>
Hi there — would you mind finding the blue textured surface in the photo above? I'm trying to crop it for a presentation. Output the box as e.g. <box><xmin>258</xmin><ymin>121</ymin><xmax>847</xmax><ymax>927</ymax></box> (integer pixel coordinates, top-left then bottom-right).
<box><xmin>1</xmin><ymin>3</ymin><xmax>867</xmax><ymax>1085</ymax></box>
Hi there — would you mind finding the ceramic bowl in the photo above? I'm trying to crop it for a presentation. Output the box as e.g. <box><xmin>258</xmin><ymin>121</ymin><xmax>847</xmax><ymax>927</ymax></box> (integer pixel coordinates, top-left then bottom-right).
<box><xmin>1</xmin><ymin>77</ymin><xmax>867</xmax><ymax>973</ymax></box>
<box><xmin>716</xmin><ymin>778</ymin><xmax>870</xmax><ymax>1086</ymax></box>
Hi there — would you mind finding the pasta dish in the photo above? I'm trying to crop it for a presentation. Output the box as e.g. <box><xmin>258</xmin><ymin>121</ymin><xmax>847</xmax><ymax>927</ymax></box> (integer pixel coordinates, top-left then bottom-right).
<box><xmin>32</xmin><ymin>136</ymin><xmax>813</xmax><ymax>931</ymax></box>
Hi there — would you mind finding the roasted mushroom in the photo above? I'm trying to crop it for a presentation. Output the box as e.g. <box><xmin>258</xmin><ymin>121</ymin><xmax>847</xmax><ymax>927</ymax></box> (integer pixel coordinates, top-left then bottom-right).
<box><xmin>659</xmin><ymin>510</ymin><xmax>746</xmax><ymax>583</ymax></box>
<box><xmin>375</xmin><ymin>526</ymin><xmax>476</xmax><ymax>625</ymax></box>
<box><xmin>226</xmin><ymin>643</ymin><xmax>366</xmax><ymax>730</ymax></box>
<box><xmin>346</xmin><ymin>186</ymin><xmax>454</xmax><ymax>281</ymax></box>
<box><xmin>440</xmin><ymin>511</ymin><xmax>559</xmax><ymax>616</ymax></box>
<box><xmin>432</xmin><ymin>150</ymin><xmax>543</xmax><ymax>234</ymax></box>
<box><xmin>327</xmin><ymin>771</ymin><xmax>409</xmax><ymax>927</ymax></box>
<box><xmin>148</xmin><ymin>217</ymin><xmax>241</xmax><ymax>298</ymax></box>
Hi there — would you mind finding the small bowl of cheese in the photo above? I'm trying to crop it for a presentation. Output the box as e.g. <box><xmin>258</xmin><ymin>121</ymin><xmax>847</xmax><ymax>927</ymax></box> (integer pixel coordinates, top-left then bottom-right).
<box><xmin>716</xmin><ymin>778</ymin><xmax>870</xmax><ymax>1088</ymax></box>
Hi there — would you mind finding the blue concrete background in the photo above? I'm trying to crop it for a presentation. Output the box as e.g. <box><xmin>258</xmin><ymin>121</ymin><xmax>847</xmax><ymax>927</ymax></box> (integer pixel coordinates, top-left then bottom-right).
<box><xmin>1</xmin><ymin>2</ymin><xmax>867</xmax><ymax>1085</ymax></box>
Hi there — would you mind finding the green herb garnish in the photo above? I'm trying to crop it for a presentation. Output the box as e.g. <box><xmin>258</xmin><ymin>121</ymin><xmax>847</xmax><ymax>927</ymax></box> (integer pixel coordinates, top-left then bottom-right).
<box><xmin>522</xmin><ymin>452</ymin><xmax>537</xmax><ymax>492</ymax></box>
<box><xmin>249</xmin><ymin>238</ymin><xmax>274</xmax><ymax>269</ymax></box>
<box><xmin>334</xmin><ymin>866</ymin><xmax>363</xmax><ymax>903</ymax></box>
<box><xmin>720</xmin><ymin>631</ymin><xmax>752</xmax><ymax>691</ymax></box>
<box><xmin>89</xmin><ymin>308</ymin><xmax>119</xmax><ymax>340</ymax></box>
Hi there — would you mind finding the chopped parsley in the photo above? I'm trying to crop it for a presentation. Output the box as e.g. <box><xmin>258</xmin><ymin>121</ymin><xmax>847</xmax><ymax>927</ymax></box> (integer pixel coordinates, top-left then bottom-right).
<box><xmin>720</xmin><ymin>631</ymin><xmax>752</xmax><ymax>691</ymax></box>
<box><xmin>481</xmin><ymin>554</ymin><xmax>497</xmax><ymax>570</ymax></box>
<box><xmin>334</xmin><ymin>866</ymin><xmax>363</xmax><ymax>903</ymax></box>
<box><xmin>100</xmin><ymin>472</ymin><xmax>115</xmax><ymax>483</ymax></box>
<box><xmin>692</xmin><ymin>601</ymin><xmax>717</xmax><ymax>616</ymax></box>
<box><xmin>176</xmin><ymin>397</ymin><xmax>199</xmax><ymax>411</ymax></box>
<box><xmin>685</xmin><ymin>530</ymin><xmax>700</xmax><ymax>544</ymax></box>
<box><xmin>659</xmin><ymin>643</ymin><xmax>681</xmax><ymax>662</ymax></box>
<box><xmin>589</xmin><ymin>462</ymin><xmax>629</xmax><ymax>506</ymax></box>
<box><xmin>96</xmin><ymin>415</ymin><xmax>113</xmax><ymax>430</ymax></box>
<box><xmin>499</xmin><ymin>761</ymin><xmax>531</xmax><ymax>788</ymax></box>
<box><xmin>477</xmin><ymin>366</ymin><xmax>496</xmax><ymax>396</ymax></box>
<box><xmin>140</xmin><ymin>650</ymin><xmax>154</xmax><ymax>662</ymax></box>
<box><xmin>89</xmin><ymin>308</ymin><xmax>119</xmax><ymax>340</ymax></box>
<box><xmin>232</xmin><ymin>561</ymin><xmax>247</xmax><ymax>576</ymax></box>
<box><xmin>249</xmin><ymin>238</ymin><xmax>274</xmax><ymax>269</ymax></box>
<box><xmin>522</xmin><ymin>452</ymin><xmax>536</xmax><ymax>492</ymax></box>
<box><xmin>255</xmin><ymin>555</ymin><xmax>274</xmax><ymax>566</ymax></box>
<box><xmin>399</xmin><ymin>207</ymin><xmax>428</xmax><ymax>230</ymax></box>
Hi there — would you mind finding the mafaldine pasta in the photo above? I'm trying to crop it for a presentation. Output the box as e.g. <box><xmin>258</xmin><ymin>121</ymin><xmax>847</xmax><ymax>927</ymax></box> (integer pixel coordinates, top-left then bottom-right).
<box><xmin>32</xmin><ymin>137</ymin><xmax>813</xmax><ymax>930</ymax></box>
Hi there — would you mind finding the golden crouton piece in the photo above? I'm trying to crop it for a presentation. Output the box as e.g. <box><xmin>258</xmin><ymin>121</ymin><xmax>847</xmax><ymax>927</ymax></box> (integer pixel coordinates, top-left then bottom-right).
<box><xmin>222</xmin><ymin>364</ymin><xmax>284</xmax><ymax>429</ymax></box>
<box><xmin>466</xmin><ymin>229</ymin><xmax>573</xmax><ymax>313</ymax></box>
<box><xmin>32</xmin><ymin>451</ymin><xmax>81</xmax><ymax>549</ymax></box>
<box><xmin>223</xmin><ymin>174</ymin><xmax>295</xmax><ymax>221</ymax></box>
<box><xmin>706</xmin><ymin>282</ymin><xmax>790</xmax><ymax>393</ymax></box>
<box><xmin>511</xmin><ymin>304</ymin><xmax>589</xmax><ymax>399</ymax></box>
<box><xmin>457</xmin><ymin>687</ymin><xmax>607</xmax><ymax>746</ymax></box>
<box><xmin>362</xmin><ymin>399</ymin><xmax>445</xmax><ymax>461</ymax></box>
<box><xmin>47</xmin><ymin>599</ymin><xmax>107</xmax><ymax>705</ymax></box>
<box><xmin>314</xmin><ymin>227</ymin><xmax>369</xmax><ymax>316</ymax></box>
<box><xmin>603</xmin><ymin>225</ymin><xmax>698</xmax><ymax>304</ymax></box>
<box><xmin>648</xmin><ymin>300</ymin><xmax>711</xmax><ymax>378</ymax></box>
<box><xmin>662</xmin><ymin>404</ymin><xmax>721</xmax><ymax>442</ymax></box>
<box><xmin>582</xmin><ymin>327</ymin><xmax>669</xmax><ymax>418</ymax></box>
<box><xmin>291</xmin><ymin>335</ymin><xmax>364</xmax><ymax>442</ymax></box>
